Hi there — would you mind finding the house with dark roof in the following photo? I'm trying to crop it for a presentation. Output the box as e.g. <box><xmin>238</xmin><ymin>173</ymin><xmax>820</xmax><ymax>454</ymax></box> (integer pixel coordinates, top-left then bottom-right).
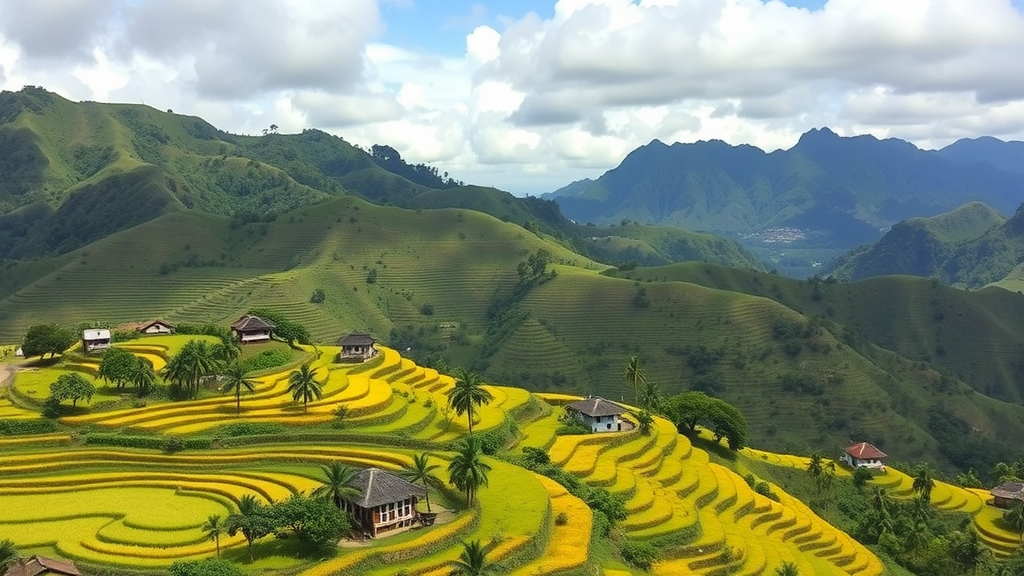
<box><xmin>81</xmin><ymin>329</ymin><xmax>111</xmax><ymax>353</ymax></box>
<box><xmin>230</xmin><ymin>315</ymin><xmax>275</xmax><ymax>344</ymax></box>
<box><xmin>990</xmin><ymin>482</ymin><xmax>1024</xmax><ymax>509</ymax></box>
<box><xmin>565</xmin><ymin>396</ymin><xmax>627</xmax><ymax>433</ymax></box>
<box><xmin>2</xmin><ymin>556</ymin><xmax>81</xmax><ymax>576</ymax></box>
<box><xmin>337</xmin><ymin>333</ymin><xmax>378</xmax><ymax>362</ymax></box>
<box><xmin>840</xmin><ymin>442</ymin><xmax>887</xmax><ymax>470</ymax></box>
<box><xmin>349</xmin><ymin>467</ymin><xmax>427</xmax><ymax>537</ymax></box>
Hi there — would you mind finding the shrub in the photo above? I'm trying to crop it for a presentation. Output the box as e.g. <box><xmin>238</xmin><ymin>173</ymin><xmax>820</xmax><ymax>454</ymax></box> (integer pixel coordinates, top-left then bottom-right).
<box><xmin>419</xmin><ymin>303</ymin><xmax>434</xmax><ymax>315</ymax></box>
<box><xmin>620</xmin><ymin>540</ymin><xmax>658</xmax><ymax>569</ymax></box>
<box><xmin>555</xmin><ymin>511</ymin><xmax>569</xmax><ymax>526</ymax></box>
<box><xmin>236</xmin><ymin>348</ymin><xmax>293</xmax><ymax>373</ymax></box>
<box><xmin>309</xmin><ymin>288</ymin><xmax>326</xmax><ymax>304</ymax></box>
<box><xmin>0</xmin><ymin>419</ymin><xmax>58</xmax><ymax>436</ymax></box>
<box><xmin>214</xmin><ymin>422</ymin><xmax>286</xmax><ymax>437</ymax></box>
<box><xmin>170</xmin><ymin>559</ymin><xmax>243</xmax><ymax>576</ymax></box>
<box><xmin>522</xmin><ymin>447</ymin><xmax>550</xmax><ymax>467</ymax></box>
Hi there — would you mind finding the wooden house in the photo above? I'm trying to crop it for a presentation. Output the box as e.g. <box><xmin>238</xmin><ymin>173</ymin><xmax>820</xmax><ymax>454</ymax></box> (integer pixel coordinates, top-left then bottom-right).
<box><xmin>138</xmin><ymin>320</ymin><xmax>174</xmax><ymax>334</ymax></box>
<box><xmin>81</xmin><ymin>329</ymin><xmax>111</xmax><ymax>353</ymax></box>
<box><xmin>337</xmin><ymin>333</ymin><xmax>378</xmax><ymax>362</ymax></box>
<box><xmin>2</xmin><ymin>556</ymin><xmax>82</xmax><ymax>576</ymax></box>
<box><xmin>565</xmin><ymin>396</ymin><xmax>627</xmax><ymax>433</ymax></box>
<box><xmin>230</xmin><ymin>315</ymin><xmax>274</xmax><ymax>344</ymax></box>
<box><xmin>840</xmin><ymin>442</ymin><xmax>887</xmax><ymax>470</ymax></box>
<box><xmin>990</xmin><ymin>482</ymin><xmax>1024</xmax><ymax>509</ymax></box>
<box><xmin>349</xmin><ymin>467</ymin><xmax>427</xmax><ymax>538</ymax></box>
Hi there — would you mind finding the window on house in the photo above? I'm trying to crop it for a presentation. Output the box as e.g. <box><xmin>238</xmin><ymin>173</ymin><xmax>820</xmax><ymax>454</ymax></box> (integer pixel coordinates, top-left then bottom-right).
<box><xmin>607</xmin><ymin>423</ymin><xmax>612</xmax><ymax>430</ymax></box>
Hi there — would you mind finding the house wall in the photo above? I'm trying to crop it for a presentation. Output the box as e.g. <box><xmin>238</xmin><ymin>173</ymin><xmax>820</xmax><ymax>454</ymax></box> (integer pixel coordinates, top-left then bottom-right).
<box><xmin>578</xmin><ymin>413</ymin><xmax>620</xmax><ymax>433</ymax></box>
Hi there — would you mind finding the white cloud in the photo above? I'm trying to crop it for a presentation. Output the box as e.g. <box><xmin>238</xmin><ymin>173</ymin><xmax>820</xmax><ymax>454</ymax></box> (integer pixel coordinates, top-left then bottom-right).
<box><xmin>1</xmin><ymin>0</ymin><xmax>1023</xmax><ymax>195</ymax></box>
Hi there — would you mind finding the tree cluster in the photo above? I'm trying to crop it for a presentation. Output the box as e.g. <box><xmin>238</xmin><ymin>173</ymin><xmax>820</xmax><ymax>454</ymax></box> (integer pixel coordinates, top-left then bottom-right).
<box><xmin>248</xmin><ymin>307</ymin><xmax>311</xmax><ymax>346</ymax></box>
<box><xmin>226</xmin><ymin>493</ymin><xmax>350</xmax><ymax>562</ymax></box>
<box><xmin>98</xmin><ymin>347</ymin><xmax>156</xmax><ymax>397</ymax></box>
<box><xmin>48</xmin><ymin>373</ymin><xmax>95</xmax><ymax>407</ymax></box>
<box><xmin>21</xmin><ymin>324</ymin><xmax>76</xmax><ymax>358</ymax></box>
<box><xmin>661</xmin><ymin>391</ymin><xmax>748</xmax><ymax>450</ymax></box>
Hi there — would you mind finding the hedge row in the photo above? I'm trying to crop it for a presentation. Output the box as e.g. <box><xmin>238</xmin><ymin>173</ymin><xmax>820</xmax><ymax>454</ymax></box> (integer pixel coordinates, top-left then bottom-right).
<box><xmin>0</xmin><ymin>418</ymin><xmax>58</xmax><ymax>436</ymax></box>
<box><xmin>216</xmin><ymin>432</ymin><xmax>442</xmax><ymax>451</ymax></box>
<box><xmin>85</xmin><ymin>433</ymin><xmax>212</xmax><ymax>451</ymax></box>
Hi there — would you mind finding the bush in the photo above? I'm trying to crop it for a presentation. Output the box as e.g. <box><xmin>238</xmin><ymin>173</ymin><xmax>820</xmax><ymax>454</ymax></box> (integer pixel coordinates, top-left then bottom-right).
<box><xmin>419</xmin><ymin>303</ymin><xmax>434</xmax><ymax>316</ymax></box>
<box><xmin>555</xmin><ymin>511</ymin><xmax>569</xmax><ymax>526</ymax></box>
<box><xmin>620</xmin><ymin>540</ymin><xmax>658</xmax><ymax>569</ymax></box>
<box><xmin>309</xmin><ymin>288</ymin><xmax>326</xmax><ymax>304</ymax></box>
<box><xmin>236</xmin><ymin>348</ymin><xmax>293</xmax><ymax>373</ymax></box>
<box><xmin>213</xmin><ymin>422</ymin><xmax>286</xmax><ymax>437</ymax></box>
<box><xmin>0</xmin><ymin>419</ymin><xmax>58</xmax><ymax>436</ymax></box>
<box><xmin>170</xmin><ymin>559</ymin><xmax>243</xmax><ymax>576</ymax></box>
<box><xmin>84</xmin><ymin>433</ymin><xmax>211</xmax><ymax>451</ymax></box>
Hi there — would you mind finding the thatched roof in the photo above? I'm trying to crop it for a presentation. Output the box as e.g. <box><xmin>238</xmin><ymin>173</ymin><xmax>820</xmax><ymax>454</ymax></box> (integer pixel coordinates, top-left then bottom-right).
<box><xmin>3</xmin><ymin>556</ymin><xmax>81</xmax><ymax>576</ymax></box>
<box><xmin>231</xmin><ymin>314</ymin><xmax>275</xmax><ymax>331</ymax></box>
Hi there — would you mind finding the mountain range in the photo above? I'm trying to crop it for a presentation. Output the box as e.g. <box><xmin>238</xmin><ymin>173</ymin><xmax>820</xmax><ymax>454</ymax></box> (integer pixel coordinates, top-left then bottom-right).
<box><xmin>5</xmin><ymin>87</ymin><xmax>1024</xmax><ymax>474</ymax></box>
<box><xmin>545</xmin><ymin>128</ymin><xmax>1024</xmax><ymax>251</ymax></box>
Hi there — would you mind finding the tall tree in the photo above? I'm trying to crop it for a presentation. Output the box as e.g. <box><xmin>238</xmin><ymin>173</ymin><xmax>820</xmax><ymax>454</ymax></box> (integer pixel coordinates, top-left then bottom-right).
<box><xmin>446</xmin><ymin>367</ymin><xmax>493</xmax><ymax>434</ymax></box>
<box><xmin>227</xmin><ymin>494</ymin><xmax>275</xmax><ymax>562</ymax></box>
<box><xmin>165</xmin><ymin>339</ymin><xmax>221</xmax><ymax>399</ymax></box>
<box><xmin>450</xmin><ymin>540</ymin><xmax>496</xmax><ymax>576</ymax></box>
<box><xmin>912</xmin><ymin>463</ymin><xmax>936</xmax><ymax>503</ymax></box>
<box><xmin>807</xmin><ymin>452</ymin><xmax>824</xmax><ymax>490</ymax></box>
<box><xmin>312</xmin><ymin>462</ymin><xmax>360</xmax><ymax>510</ymax></box>
<box><xmin>201</xmin><ymin>514</ymin><xmax>226</xmax><ymax>558</ymax></box>
<box><xmin>399</xmin><ymin>453</ymin><xmax>440</xmax><ymax>512</ymax></box>
<box><xmin>21</xmin><ymin>324</ymin><xmax>76</xmax><ymax>358</ymax></box>
<box><xmin>128</xmin><ymin>357</ymin><xmax>157</xmax><ymax>398</ymax></box>
<box><xmin>220</xmin><ymin>364</ymin><xmax>255</xmax><ymax>415</ymax></box>
<box><xmin>50</xmin><ymin>373</ymin><xmax>95</xmax><ymax>406</ymax></box>
<box><xmin>1003</xmin><ymin>500</ymin><xmax>1024</xmax><ymax>542</ymax></box>
<box><xmin>624</xmin><ymin>355</ymin><xmax>646</xmax><ymax>404</ymax></box>
<box><xmin>98</xmin><ymin>347</ymin><xmax>139</xmax><ymax>389</ymax></box>
<box><xmin>213</xmin><ymin>336</ymin><xmax>241</xmax><ymax>365</ymax></box>
<box><xmin>287</xmin><ymin>363</ymin><xmax>323</xmax><ymax>412</ymax></box>
<box><xmin>447</xmin><ymin>435</ymin><xmax>491</xmax><ymax>507</ymax></box>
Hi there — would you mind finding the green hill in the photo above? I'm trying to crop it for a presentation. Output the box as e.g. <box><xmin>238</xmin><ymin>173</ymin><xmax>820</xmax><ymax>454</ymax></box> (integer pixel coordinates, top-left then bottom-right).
<box><xmin>581</xmin><ymin>222</ymin><xmax>765</xmax><ymax>269</ymax></box>
<box><xmin>828</xmin><ymin>202</ymin><xmax>1006</xmax><ymax>282</ymax></box>
<box><xmin>829</xmin><ymin>201</ymin><xmax>1024</xmax><ymax>288</ymax></box>
<box><xmin>4</xmin><ymin>200</ymin><xmax>1024</xmax><ymax>475</ymax></box>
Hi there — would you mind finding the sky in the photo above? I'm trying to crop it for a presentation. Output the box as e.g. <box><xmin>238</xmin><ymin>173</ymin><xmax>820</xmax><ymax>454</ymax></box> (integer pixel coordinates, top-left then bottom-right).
<box><xmin>1</xmin><ymin>0</ymin><xmax>1023</xmax><ymax>195</ymax></box>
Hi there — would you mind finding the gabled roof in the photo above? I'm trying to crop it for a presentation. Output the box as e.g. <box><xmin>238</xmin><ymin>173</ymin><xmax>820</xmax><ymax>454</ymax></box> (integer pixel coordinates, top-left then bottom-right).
<box><xmin>350</xmin><ymin>467</ymin><xmax>426</xmax><ymax>509</ymax></box>
<box><xmin>140</xmin><ymin>319</ymin><xmax>174</xmax><ymax>330</ymax></box>
<box><xmin>844</xmin><ymin>442</ymin><xmax>887</xmax><ymax>460</ymax></box>
<box><xmin>3</xmin><ymin>556</ymin><xmax>82</xmax><ymax>576</ymax></box>
<box><xmin>991</xmin><ymin>482</ymin><xmax>1024</xmax><ymax>501</ymax></box>
<box><xmin>338</xmin><ymin>333</ymin><xmax>376</xmax><ymax>346</ymax></box>
<box><xmin>231</xmin><ymin>314</ymin><xmax>275</xmax><ymax>331</ymax></box>
<box><xmin>565</xmin><ymin>396</ymin><xmax>626</xmax><ymax>418</ymax></box>
<box><xmin>81</xmin><ymin>329</ymin><xmax>111</xmax><ymax>341</ymax></box>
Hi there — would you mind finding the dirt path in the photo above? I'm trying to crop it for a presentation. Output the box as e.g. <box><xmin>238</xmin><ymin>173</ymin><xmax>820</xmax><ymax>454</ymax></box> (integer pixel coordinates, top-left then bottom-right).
<box><xmin>0</xmin><ymin>361</ymin><xmax>22</xmax><ymax>391</ymax></box>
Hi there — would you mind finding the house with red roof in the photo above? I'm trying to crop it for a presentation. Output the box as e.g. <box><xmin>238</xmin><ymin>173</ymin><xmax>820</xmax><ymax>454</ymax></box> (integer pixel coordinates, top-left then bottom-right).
<box><xmin>840</xmin><ymin>441</ymin><xmax>887</xmax><ymax>470</ymax></box>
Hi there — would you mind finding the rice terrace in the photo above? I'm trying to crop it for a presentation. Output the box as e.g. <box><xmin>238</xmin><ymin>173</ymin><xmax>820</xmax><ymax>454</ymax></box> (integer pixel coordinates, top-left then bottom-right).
<box><xmin>0</xmin><ymin>321</ymin><xmax>1021</xmax><ymax>576</ymax></box>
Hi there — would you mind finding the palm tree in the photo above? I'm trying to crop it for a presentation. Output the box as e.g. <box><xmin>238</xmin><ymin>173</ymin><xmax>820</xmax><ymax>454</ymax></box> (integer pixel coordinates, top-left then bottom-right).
<box><xmin>807</xmin><ymin>453</ymin><xmax>824</xmax><ymax>491</ymax></box>
<box><xmin>201</xmin><ymin>514</ymin><xmax>226</xmax><ymax>558</ymax></box>
<box><xmin>775</xmin><ymin>562</ymin><xmax>799</xmax><ymax>576</ymax></box>
<box><xmin>220</xmin><ymin>363</ymin><xmax>256</xmax><ymax>415</ymax></box>
<box><xmin>624</xmin><ymin>356</ymin><xmax>646</xmax><ymax>404</ymax></box>
<box><xmin>312</xmin><ymin>462</ymin><xmax>360</xmax><ymax>509</ymax></box>
<box><xmin>640</xmin><ymin>378</ymin><xmax>661</xmax><ymax>411</ymax></box>
<box><xmin>450</xmin><ymin>540</ymin><xmax>496</xmax><ymax>576</ymax></box>
<box><xmin>213</xmin><ymin>336</ymin><xmax>241</xmax><ymax>365</ymax></box>
<box><xmin>448</xmin><ymin>435</ymin><xmax>491</xmax><ymax>507</ymax></box>
<box><xmin>165</xmin><ymin>339</ymin><xmax>221</xmax><ymax>399</ymax></box>
<box><xmin>446</xmin><ymin>367</ymin><xmax>493</xmax><ymax>435</ymax></box>
<box><xmin>129</xmin><ymin>357</ymin><xmax>157</xmax><ymax>398</ymax></box>
<box><xmin>287</xmin><ymin>363</ymin><xmax>323</xmax><ymax>412</ymax></box>
<box><xmin>400</xmin><ymin>453</ymin><xmax>440</xmax><ymax>512</ymax></box>
<box><xmin>0</xmin><ymin>539</ymin><xmax>20</xmax><ymax>573</ymax></box>
<box><xmin>912</xmin><ymin>463</ymin><xmax>936</xmax><ymax>503</ymax></box>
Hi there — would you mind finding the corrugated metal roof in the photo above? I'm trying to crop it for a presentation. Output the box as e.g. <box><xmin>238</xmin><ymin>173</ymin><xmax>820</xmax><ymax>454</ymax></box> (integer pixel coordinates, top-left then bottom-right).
<box><xmin>844</xmin><ymin>442</ymin><xmax>887</xmax><ymax>460</ymax></box>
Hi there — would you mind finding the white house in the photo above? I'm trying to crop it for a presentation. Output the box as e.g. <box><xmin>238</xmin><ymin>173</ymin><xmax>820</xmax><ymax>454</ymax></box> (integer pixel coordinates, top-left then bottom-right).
<box><xmin>81</xmin><ymin>329</ymin><xmax>112</xmax><ymax>353</ymax></box>
<box><xmin>840</xmin><ymin>441</ymin><xmax>887</xmax><ymax>470</ymax></box>
<box><xmin>565</xmin><ymin>396</ymin><xmax>627</xmax><ymax>433</ymax></box>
